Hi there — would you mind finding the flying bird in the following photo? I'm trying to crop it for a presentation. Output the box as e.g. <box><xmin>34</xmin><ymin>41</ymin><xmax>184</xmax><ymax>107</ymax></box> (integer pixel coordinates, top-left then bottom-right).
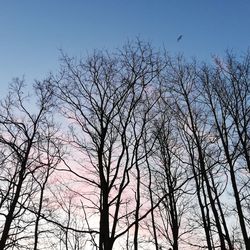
<box><xmin>177</xmin><ymin>35</ymin><xmax>183</xmax><ymax>42</ymax></box>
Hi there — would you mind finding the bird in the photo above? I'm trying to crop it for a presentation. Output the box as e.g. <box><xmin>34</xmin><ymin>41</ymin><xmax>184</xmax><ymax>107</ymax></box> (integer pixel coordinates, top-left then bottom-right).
<box><xmin>177</xmin><ymin>35</ymin><xmax>183</xmax><ymax>42</ymax></box>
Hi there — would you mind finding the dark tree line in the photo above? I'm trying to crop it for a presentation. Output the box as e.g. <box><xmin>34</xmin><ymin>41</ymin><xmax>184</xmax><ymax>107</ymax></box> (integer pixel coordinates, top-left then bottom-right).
<box><xmin>0</xmin><ymin>41</ymin><xmax>249</xmax><ymax>250</ymax></box>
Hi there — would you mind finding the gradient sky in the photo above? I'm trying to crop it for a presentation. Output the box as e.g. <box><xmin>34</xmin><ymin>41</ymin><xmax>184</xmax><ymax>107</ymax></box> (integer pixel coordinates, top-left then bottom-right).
<box><xmin>0</xmin><ymin>0</ymin><xmax>249</xmax><ymax>94</ymax></box>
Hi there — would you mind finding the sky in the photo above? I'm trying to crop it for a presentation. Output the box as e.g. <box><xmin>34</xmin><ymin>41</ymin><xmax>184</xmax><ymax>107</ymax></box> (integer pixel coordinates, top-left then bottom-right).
<box><xmin>0</xmin><ymin>0</ymin><xmax>249</xmax><ymax>94</ymax></box>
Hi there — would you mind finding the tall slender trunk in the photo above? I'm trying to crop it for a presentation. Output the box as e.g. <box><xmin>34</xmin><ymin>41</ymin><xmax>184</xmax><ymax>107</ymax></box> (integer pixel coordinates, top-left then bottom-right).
<box><xmin>212</xmin><ymin>108</ymin><xmax>249</xmax><ymax>249</ymax></box>
<box><xmin>34</xmin><ymin>179</ymin><xmax>47</xmax><ymax>250</ymax></box>
<box><xmin>190</xmin><ymin>150</ymin><xmax>213</xmax><ymax>250</ymax></box>
<box><xmin>209</xmin><ymin>170</ymin><xmax>233</xmax><ymax>250</ymax></box>
<box><xmin>185</xmin><ymin>92</ymin><xmax>226</xmax><ymax>250</ymax></box>
<box><xmin>99</xmin><ymin>187</ymin><xmax>111</xmax><ymax>250</ymax></box>
<box><xmin>133</xmin><ymin>161</ymin><xmax>141</xmax><ymax>250</ymax></box>
<box><xmin>0</xmin><ymin>164</ymin><xmax>26</xmax><ymax>249</ymax></box>
<box><xmin>147</xmin><ymin>157</ymin><xmax>159</xmax><ymax>250</ymax></box>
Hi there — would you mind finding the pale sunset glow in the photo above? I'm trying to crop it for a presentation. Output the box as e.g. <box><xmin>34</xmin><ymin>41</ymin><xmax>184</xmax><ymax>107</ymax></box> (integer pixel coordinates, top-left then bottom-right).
<box><xmin>0</xmin><ymin>1</ymin><xmax>249</xmax><ymax>250</ymax></box>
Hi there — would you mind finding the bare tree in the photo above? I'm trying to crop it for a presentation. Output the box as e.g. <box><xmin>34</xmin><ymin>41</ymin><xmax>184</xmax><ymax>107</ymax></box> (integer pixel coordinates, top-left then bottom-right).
<box><xmin>0</xmin><ymin>79</ymin><xmax>61</xmax><ymax>249</ymax></box>
<box><xmin>165</xmin><ymin>56</ymin><xmax>234</xmax><ymax>249</ymax></box>
<box><xmin>143</xmin><ymin>95</ymin><xmax>191</xmax><ymax>250</ymax></box>
<box><xmin>0</xmin><ymin>42</ymin><xmax>249</xmax><ymax>250</ymax></box>
<box><xmin>53</xmin><ymin>40</ymin><xmax>167</xmax><ymax>250</ymax></box>
<box><xmin>200</xmin><ymin>52</ymin><xmax>250</xmax><ymax>249</ymax></box>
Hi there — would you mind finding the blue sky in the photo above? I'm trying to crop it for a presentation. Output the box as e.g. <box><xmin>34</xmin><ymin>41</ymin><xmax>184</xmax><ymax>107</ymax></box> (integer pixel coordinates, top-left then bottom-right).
<box><xmin>0</xmin><ymin>1</ymin><xmax>249</xmax><ymax>93</ymax></box>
